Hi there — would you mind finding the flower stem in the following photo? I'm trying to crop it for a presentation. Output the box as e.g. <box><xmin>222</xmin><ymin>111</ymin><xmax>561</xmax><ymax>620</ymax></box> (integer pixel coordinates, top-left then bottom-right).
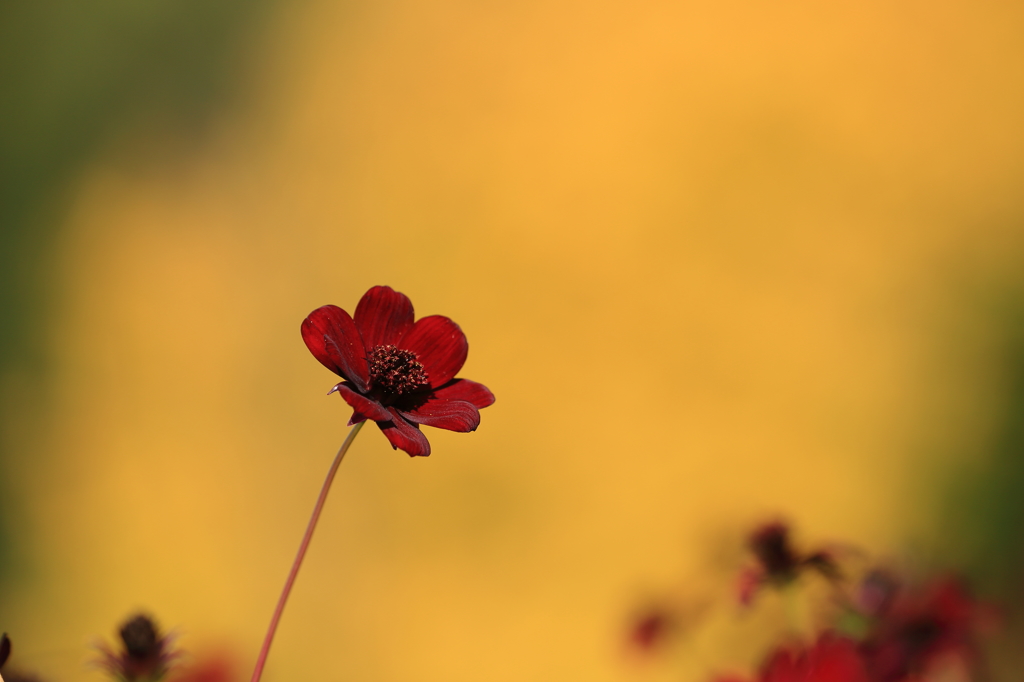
<box><xmin>250</xmin><ymin>421</ymin><xmax>365</xmax><ymax>682</ymax></box>
<box><xmin>782</xmin><ymin>583</ymin><xmax>803</xmax><ymax>636</ymax></box>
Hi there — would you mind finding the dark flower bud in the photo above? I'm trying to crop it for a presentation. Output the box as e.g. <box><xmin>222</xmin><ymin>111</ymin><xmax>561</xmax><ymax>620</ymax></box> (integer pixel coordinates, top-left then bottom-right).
<box><xmin>97</xmin><ymin>613</ymin><xmax>177</xmax><ymax>682</ymax></box>
<box><xmin>120</xmin><ymin>616</ymin><xmax>160</xmax><ymax>660</ymax></box>
<box><xmin>739</xmin><ymin>521</ymin><xmax>845</xmax><ymax>606</ymax></box>
<box><xmin>748</xmin><ymin>522</ymin><xmax>799</xmax><ymax>581</ymax></box>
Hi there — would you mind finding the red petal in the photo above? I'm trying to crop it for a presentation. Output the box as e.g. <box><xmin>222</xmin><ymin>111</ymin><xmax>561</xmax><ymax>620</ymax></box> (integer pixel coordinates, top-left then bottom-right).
<box><xmin>401</xmin><ymin>315</ymin><xmax>468</xmax><ymax>388</ymax></box>
<box><xmin>301</xmin><ymin>305</ymin><xmax>369</xmax><ymax>391</ymax></box>
<box><xmin>332</xmin><ymin>382</ymin><xmax>391</xmax><ymax>422</ymax></box>
<box><xmin>378</xmin><ymin>408</ymin><xmax>431</xmax><ymax>456</ymax></box>
<box><xmin>402</xmin><ymin>397</ymin><xmax>480</xmax><ymax>432</ymax></box>
<box><xmin>762</xmin><ymin>636</ymin><xmax>869</xmax><ymax>682</ymax></box>
<box><xmin>804</xmin><ymin>636</ymin><xmax>869</xmax><ymax>682</ymax></box>
<box><xmin>354</xmin><ymin>286</ymin><xmax>415</xmax><ymax>350</ymax></box>
<box><xmin>430</xmin><ymin>378</ymin><xmax>495</xmax><ymax>409</ymax></box>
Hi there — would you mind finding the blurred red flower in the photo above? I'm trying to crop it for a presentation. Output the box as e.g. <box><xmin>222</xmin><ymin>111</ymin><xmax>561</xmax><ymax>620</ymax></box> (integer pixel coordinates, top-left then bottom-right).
<box><xmin>168</xmin><ymin>654</ymin><xmax>237</xmax><ymax>682</ymax></box>
<box><xmin>717</xmin><ymin>634</ymin><xmax>870</xmax><ymax>682</ymax></box>
<box><xmin>302</xmin><ymin>286</ymin><xmax>495</xmax><ymax>457</ymax></box>
<box><xmin>861</xmin><ymin>576</ymin><xmax>985</xmax><ymax>682</ymax></box>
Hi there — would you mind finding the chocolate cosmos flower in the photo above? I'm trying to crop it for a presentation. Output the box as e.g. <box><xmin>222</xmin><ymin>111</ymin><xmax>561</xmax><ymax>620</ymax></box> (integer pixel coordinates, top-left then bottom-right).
<box><xmin>302</xmin><ymin>286</ymin><xmax>495</xmax><ymax>457</ymax></box>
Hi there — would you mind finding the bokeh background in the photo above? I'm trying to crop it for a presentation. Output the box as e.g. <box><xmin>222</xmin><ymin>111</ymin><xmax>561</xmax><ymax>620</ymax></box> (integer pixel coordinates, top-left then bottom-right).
<box><xmin>4</xmin><ymin>0</ymin><xmax>1024</xmax><ymax>680</ymax></box>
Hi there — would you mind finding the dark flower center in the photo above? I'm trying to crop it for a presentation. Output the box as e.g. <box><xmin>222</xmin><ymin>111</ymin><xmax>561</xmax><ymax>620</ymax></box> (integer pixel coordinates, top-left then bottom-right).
<box><xmin>368</xmin><ymin>344</ymin><xmax>429</xmax><ymax>397</ymax></box>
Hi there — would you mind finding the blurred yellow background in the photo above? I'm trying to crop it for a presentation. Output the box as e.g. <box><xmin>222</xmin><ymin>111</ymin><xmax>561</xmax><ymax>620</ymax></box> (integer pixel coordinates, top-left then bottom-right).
<box><xmin>3</xmin><ymin>0</ymin><xmax>1024</xmax><ymax>680</ymax></box>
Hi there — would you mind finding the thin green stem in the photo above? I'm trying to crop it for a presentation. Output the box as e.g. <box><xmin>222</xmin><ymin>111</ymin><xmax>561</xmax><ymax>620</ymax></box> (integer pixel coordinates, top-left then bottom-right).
<box><xmin>250</xmin><ymin>421</ymin><xmax>365</xmax><ymax>682</ymax></box>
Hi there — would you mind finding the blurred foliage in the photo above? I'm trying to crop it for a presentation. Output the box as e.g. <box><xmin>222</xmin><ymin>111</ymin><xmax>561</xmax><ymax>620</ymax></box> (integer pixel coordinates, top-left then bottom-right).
<box><xmin>0</xmin><ymin>0</ymin><xmax>278</xmax><ymax>578</ymax></box>
<box><xmin>941</xmin><ymin>287</ymin><xmax>1024</xmax><ymax>603</ymax></box>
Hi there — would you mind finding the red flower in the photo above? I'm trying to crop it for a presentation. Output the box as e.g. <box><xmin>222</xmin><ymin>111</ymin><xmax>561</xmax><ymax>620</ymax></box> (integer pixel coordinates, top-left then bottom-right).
<box><xmin>761</xmin><ymin>635</ymin><xmax>870</xmax><ymax>682</ymax></box>
<box><xmin>301</xmin><ymin>286</ymin><xmax>495</xmax><ymax>457</ymax></box>
<box><xmin>861</xmin><ymin>576</ymin><xmax>984</xmax><ymax>682</ymax></box>
<box><xmin>716</xmin><ymin>634</ymin><xmax>870</xmax><ymax>682</ymax></box>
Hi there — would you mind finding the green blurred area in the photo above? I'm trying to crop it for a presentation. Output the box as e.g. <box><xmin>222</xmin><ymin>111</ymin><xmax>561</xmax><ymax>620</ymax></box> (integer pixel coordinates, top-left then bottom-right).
<box><xmin>0</xmin><ymin>0</ymin><xmax>277</xmax><ymax>580</ymax></box>
<box><xmin>941</xmin><ymin>287</ymin><xmax>1024</xmax><ymax>602</ymax></box>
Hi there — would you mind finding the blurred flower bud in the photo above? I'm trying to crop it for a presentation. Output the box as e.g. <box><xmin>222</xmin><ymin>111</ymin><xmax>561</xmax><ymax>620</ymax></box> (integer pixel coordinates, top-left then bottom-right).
<box><xmin>628</xmin><ymin>609</ymin><xmax>675</xmax><ymax>652</ymax></box>
<box><xmin>749</xmin><ymin>523</ymin><xmax>800</xmax><ymax>581</ymax></box>
<box><xmin>98</xmin><ymin>614</ymin><xmax>177</xmax><ymax>682</ymax></box>
<box><xmin>857</xmin><ymin>569</ymin><xmax>899</xmax><ymax>618</ymax></box>
<box><xmin>739</xmin><ymin>521</ymin><xmax>842</xmax><ymax>605</ymax></box>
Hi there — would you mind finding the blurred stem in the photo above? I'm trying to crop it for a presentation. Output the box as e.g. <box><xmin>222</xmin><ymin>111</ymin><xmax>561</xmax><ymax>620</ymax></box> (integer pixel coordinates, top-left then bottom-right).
<box><xmin>782</xmin><ymin>582</ymin><xmax>803</xmax><ymax>636</ymax></box>
<box><xmin>250</xmin><ymin>421</ymin><xmax>366</xmax><ymax>682</ymax></box>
